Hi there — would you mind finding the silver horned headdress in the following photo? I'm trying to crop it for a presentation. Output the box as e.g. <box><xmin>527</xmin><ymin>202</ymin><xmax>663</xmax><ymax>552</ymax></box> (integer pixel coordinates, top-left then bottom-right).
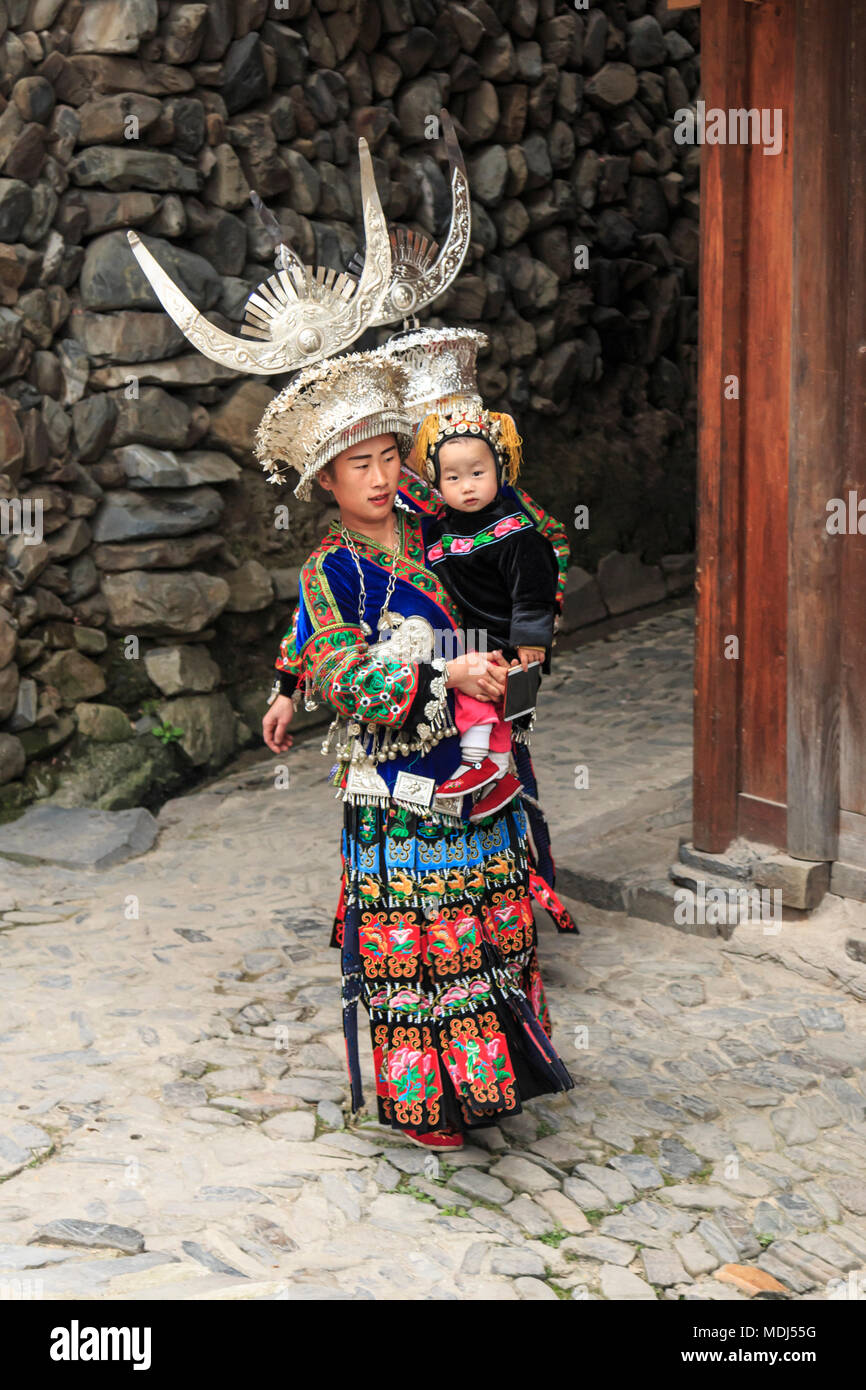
<box><xmin>362</xmin><ymin>111</ymin><xmax>471</xmax><ymax>326</ymax></box>
<box><xmin>255</xmin><ymin>351</ymin><xmax>414</xmax><ymax>500</ymax></box>
<box><xmin>303</xmin><ymin>110</ymin><xmax>470</xmax><ymax>331</ymax></box>
<box><xmin>126</xmin><ymin>138</ymin><xmax>392</xmax><ymax>376</ymax></box>
<box><xmin>124</xmin><ymin>112</ymin><xmax>476</xmax><ymax>503</ymax></box>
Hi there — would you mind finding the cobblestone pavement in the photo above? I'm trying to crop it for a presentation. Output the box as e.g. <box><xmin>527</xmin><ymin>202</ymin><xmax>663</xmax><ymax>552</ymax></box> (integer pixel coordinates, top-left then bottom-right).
<box><xmin>2</xmin><ymin>608</ymin><xmax>866</xmax><ymax>1302</ymax></box>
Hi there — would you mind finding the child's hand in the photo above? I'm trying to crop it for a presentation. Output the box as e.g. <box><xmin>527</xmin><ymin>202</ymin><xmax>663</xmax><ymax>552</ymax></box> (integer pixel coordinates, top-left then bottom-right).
<box><xmin>516</xmin><ymin>645</ymin><xmax>545</xmax><ymax>671</ymax></box>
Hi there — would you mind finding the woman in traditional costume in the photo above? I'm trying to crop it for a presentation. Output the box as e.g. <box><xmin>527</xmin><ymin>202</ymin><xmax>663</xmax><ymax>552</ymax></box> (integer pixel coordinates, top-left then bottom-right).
<box><xmin>127</xmin><ymin>119</ymin><xmax>575</xmax><ymax>1148</ymax></box>
<box><xmin>259</xmin><ymin>350</ymin><xmax>574</xmax><ymax>1148</ymax></box>
<box><xmin>271</xmin><ymin>327</ymin><xmax>578</xmax><ymax>911</ymax></box>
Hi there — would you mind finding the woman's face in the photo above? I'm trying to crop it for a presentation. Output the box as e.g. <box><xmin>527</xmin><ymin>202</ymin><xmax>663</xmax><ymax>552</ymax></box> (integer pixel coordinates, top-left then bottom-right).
<box><xmin>319</xmin><ymin>433</ymin><xmax>402</xmax><ymax>528</ymax></box>
<box><xmin>437</xmin><ymin>437</ymin><xmax>499</xmax><ymax>512</ymax></box>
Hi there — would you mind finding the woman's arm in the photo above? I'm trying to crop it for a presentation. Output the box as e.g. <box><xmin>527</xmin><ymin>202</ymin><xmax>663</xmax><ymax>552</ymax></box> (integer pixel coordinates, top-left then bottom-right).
<box><xmin>265</xmin><ymin>545</ymin><xmax>507</xmax><ymax>754</ymax></box>
<box><xmin>274</xmin><ymin>602</ymin><xmax>303</xmax><ymax>697</ymax></box>
<box><xmin>295</xmin><ymin>550</ymin><xmax>448</xmax><ymax>732</ymax></box>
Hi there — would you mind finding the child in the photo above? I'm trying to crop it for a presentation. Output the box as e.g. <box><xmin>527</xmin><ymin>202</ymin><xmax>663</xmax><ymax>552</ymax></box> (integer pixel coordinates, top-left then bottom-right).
<box><xmin>413</xmin><ymin>404</ymin><xmax>559</xmax><ymax>822</ymax></box>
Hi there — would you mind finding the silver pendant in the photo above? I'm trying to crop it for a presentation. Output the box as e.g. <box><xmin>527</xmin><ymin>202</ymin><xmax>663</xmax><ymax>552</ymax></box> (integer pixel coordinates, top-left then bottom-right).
<box><xmin>360</xmin><ymin>620</ymin><xmax>372</xmax><ymax>635</ymax></box>
<box><xmin>345</xmin><ymin>760</ymin><xmax>390</xmax><ymax>800</ymax></box>
<box><xmin>377</xmin><ymin>609</ymin><xmax>405</xmax><ymax>637</ymax></box>
<box><xmin>393</xmin><ymin>770</ymin><xmax>435</xmax><ymax>810</ymax></box>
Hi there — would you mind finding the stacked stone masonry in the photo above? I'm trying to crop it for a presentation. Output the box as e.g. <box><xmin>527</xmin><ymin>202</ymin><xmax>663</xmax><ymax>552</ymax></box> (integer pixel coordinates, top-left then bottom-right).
<box><xmin>0</xmin><ymin>0</ymin><xmax>699</xmax><ymax>810</ymax></box>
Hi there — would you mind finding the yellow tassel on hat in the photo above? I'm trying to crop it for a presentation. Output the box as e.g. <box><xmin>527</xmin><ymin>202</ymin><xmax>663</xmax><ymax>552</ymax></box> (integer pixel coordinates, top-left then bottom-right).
<box><xmin>413</xmin><ymin>413</ymin><xmax>442</xmax><ymax>476</ymax></box>
<box><xmin>489</xmin><ymin>411</ymin><xmax>523</xmax><ymax>483</ymax></box>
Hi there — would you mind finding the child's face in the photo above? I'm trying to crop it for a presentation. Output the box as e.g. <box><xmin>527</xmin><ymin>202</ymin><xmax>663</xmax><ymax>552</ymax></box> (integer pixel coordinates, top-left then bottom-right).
<box><xmin>437</xmin><ymin>438</ymin><xmax>499</xmax><ymax>512</ymax></box>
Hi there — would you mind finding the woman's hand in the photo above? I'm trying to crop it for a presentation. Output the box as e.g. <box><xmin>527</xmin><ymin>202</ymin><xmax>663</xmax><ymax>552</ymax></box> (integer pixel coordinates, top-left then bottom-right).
<box><xmin>263</xmin><ymin>694</ymin><xmax>295</xmax><ymax>754</ymax></box>
<box><xmin>445</xmin><ymin>650</ymin><xmax>508</xmax><ymax>702</ymax></box>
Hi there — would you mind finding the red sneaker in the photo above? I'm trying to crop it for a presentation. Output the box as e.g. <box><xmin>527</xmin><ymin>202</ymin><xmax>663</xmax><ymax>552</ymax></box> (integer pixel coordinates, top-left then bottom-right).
<box><xmin>469</xmin><ymin>772</ymin><xmax>523</xmax><ymax>822</ymax></box>
<box><xmin>435</xmin><ymin>757</ymin><xmax>500</xmax><ymax>797</ymax></box>
<box><xmin>402</xmin><ymin>1127</ymin><xmax>464</xmax><ymax>1150</ymax></box>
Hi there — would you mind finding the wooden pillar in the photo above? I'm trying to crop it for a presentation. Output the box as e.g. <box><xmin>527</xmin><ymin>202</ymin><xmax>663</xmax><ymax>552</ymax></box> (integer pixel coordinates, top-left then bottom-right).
<box><xmin>692</xmin><ymin>0</ymin><xmax>748</xmax><ymax>851</ymax></box>
<box><xmin>786</xmin><ymin>0</ymin><xmax>850</xmax><ymax>860</ymax></box>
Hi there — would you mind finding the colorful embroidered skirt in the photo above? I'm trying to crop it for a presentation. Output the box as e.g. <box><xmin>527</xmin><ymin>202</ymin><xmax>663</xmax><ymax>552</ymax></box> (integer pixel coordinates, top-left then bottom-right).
<box><xmin>334</xmin><ymin>798</ymin><xmax>574</xmax><ymax>1136</ymax></box>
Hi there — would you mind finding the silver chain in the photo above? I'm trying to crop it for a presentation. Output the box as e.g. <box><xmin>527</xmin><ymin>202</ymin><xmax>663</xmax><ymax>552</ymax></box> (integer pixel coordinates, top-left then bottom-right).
<box><xmin>341</xmin><ymin>520</ymin><xmax>400</xmax><ymax>636</ymax></box>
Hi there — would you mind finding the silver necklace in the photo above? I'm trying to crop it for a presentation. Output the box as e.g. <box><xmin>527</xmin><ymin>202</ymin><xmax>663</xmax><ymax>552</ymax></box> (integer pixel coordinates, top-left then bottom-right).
<box><xmin>341</xmin><ymin>518</ymin><xmax>401</xmax><ymax>636</ymax></box>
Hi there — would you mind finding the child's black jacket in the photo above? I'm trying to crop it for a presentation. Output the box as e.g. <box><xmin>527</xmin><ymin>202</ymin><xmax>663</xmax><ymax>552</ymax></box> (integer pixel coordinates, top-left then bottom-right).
<box><xmin>424</xmin><ymin>493</ymin><xmax>558</xmax><ymax>670</ymax></box>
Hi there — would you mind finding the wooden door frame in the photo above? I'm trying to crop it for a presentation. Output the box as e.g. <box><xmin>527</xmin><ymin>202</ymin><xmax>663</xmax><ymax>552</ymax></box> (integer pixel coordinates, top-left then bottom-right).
<box><xmin>693</xmin><ymin>0</ymin><xmax>853</xmax><ymax>864</ymax></box>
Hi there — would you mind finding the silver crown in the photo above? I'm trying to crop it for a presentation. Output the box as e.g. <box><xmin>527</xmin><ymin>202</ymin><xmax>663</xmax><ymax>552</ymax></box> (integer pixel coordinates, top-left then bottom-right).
<box><xmin>255</xmin><ymin>350</ymin><xmax>414</xmax><ymax>500</ymax></box>
<box><xmin>374</xmin><ymin>326</ymin><xmax>488</xmax><ymax>424</ymax></box>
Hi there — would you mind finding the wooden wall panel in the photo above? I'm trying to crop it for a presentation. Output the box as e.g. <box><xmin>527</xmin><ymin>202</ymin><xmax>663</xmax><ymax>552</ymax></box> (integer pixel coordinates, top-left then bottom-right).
<box><xmin>786</xmin><ymin>0</ymin><xmax>850</xmax><ymax>860</ymax></box>
<box><xmin>694</xmin><ymin>0</ymin><xmax>860</xmax><ymax>881</ymax></box>
<box><xmin>738</xmin><ymin>1</ymin><xmax>793</xmax><ymax>815</ymax></box>
<box><xmin>839</xmin><ymin>0</ymin><xmax>866</xmax><ymax>823</ymax></box>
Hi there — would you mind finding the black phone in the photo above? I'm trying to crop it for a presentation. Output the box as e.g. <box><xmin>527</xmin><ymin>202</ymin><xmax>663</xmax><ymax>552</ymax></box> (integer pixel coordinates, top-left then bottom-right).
<box><xmin>503</xmin><ymin>661</ymin><xmax>542</xmax><ymax>721</ymax></box>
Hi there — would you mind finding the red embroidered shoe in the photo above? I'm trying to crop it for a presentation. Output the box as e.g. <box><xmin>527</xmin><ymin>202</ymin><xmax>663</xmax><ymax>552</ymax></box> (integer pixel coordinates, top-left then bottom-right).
<box><xmin>402</xmin><ymin>1127</ymin><xmax>464</xmax><ymax>1150</ymax></box>
<box><xmin>469</xmin><ymin>772</ymin><xmax>523</xmax><ymax>822</ymax></box>
<box><xmin>435</xmin><ymin>757</ymin><xmax>500</xmax><ymax>797</ymax></box>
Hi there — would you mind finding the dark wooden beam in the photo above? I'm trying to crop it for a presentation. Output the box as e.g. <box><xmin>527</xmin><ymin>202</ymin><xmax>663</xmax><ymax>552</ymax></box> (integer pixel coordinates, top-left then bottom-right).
<box><xmin>786</xmin><ymin>0</ymin><xmax>850</xmax><ymax>860</ymax></box>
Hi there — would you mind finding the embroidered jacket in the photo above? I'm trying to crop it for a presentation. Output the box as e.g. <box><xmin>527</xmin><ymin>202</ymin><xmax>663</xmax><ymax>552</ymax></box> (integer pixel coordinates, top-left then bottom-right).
<box><xmin>288</xmin><ymin>512</ymin><xmax>463</xmax><ymax>784</ymax></box>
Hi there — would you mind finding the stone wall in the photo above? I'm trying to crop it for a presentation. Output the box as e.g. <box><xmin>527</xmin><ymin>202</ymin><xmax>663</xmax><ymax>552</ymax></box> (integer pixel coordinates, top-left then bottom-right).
<box><xmin>0</xmin><ymin>0</ymin><xmax>699</xmax><ymax>814</ymax></box>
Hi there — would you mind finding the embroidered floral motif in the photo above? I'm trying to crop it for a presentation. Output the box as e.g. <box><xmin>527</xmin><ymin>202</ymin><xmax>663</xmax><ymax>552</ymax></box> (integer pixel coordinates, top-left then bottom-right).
<box><xmin>374</xmin><ymin>1024</ymin><xmax>443</xmax><ymax>1128</ymax></box>
<box><xmin>427</xmin><ymin>510</ymin><xmax>533</xmax><ymax>564</ymax></box>
<box><xmin>440</xmin><ymin>1014</ymin><xmax>517</xmax><ymax>1115</ymax></box>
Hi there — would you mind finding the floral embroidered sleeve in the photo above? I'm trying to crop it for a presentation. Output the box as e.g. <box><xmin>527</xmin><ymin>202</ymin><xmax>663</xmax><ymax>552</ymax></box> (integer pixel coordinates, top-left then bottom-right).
<box><xmin>274</xmin><ymin>602</ymin><xmax>303</xmax><ymax>697</ymax></box>
<box><xmin>299</xmin><ymin>553</ymin><xmax>449</xmax><ymax>734</ymax></box>
<box><xmin>397</xmin><ymin>467</ymin><xmax>445</xmax><ymax>517</ymax></box>
<box><xmin>512</xmin><ymin>485</ymin><xmax>570</xmax><ymax>612</ymax></box>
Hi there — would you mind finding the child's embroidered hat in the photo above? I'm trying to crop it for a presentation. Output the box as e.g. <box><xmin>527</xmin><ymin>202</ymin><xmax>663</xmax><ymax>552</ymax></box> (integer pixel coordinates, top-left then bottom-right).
<box><xmin>413</xmin><ymin>405</ymin><xmax>524</xmax><ymax>487</ymax></box>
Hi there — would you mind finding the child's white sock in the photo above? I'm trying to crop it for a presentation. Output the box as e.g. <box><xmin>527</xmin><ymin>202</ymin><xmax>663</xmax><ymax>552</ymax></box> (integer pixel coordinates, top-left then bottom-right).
<box><xmin>459</xmin><ymin>722</ymin><xmax>491</xmax><ymax>767</ymax></box>
<box><xmin>487</xmin><ymin>751</ymin><xmax>511</xmax><ymax>779</ymax></box>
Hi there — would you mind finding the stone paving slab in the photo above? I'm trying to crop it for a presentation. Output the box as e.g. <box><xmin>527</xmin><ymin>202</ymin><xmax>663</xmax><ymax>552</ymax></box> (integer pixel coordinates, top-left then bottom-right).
<box><xmin>0</xmin><ymin>805</ymin><xmax>158</xmax><ymax>870</ymax></box>
<box><xmin>0</xmin><ymin>609</ymin><xmax>865</xmax><ymax>1299</ymax></box>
